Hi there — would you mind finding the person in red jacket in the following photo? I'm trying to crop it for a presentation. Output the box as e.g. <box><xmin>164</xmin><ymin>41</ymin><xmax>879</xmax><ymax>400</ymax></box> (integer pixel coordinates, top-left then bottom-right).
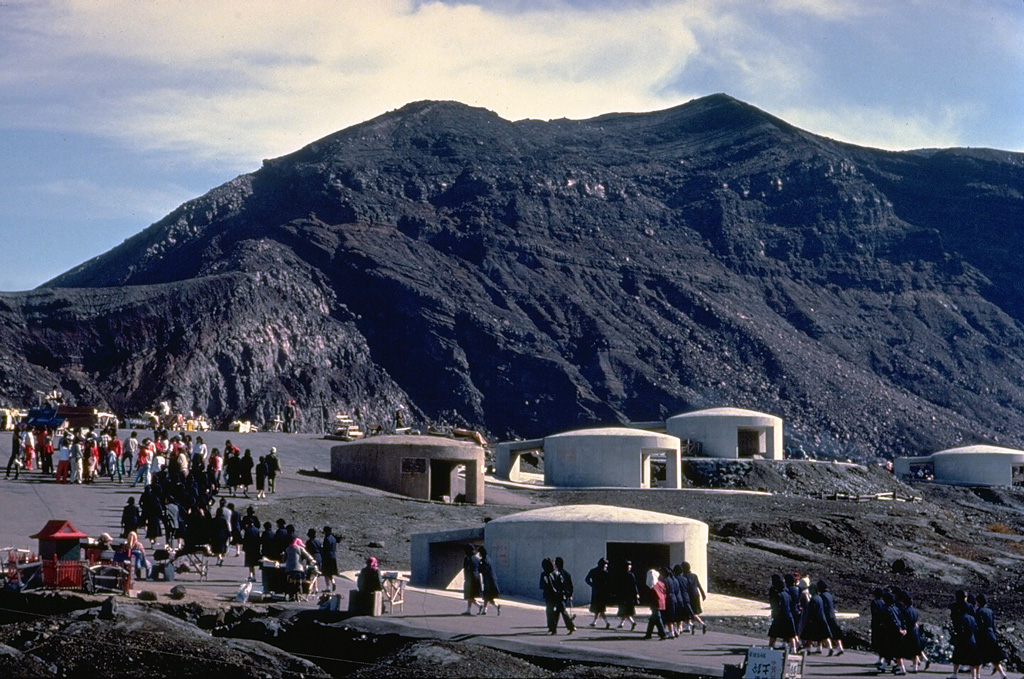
<box><xmin>643</xmin><ymin>568</ymin><xmax>669</xmax><ymax>640</ymax></box>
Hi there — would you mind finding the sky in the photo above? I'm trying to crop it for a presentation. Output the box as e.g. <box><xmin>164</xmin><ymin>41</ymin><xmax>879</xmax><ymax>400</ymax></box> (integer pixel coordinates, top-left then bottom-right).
<box><xmin>1</xmin><ymin>0</ymin><xmax>1021</xmax><ymax>291</ymax></box>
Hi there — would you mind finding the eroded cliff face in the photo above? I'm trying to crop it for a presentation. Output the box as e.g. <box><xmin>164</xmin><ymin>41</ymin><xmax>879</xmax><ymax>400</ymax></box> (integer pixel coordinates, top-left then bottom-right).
<box><xmin>3</xmin><ymin>94</ymin><xmax>1023</xmax><ymax>455</ymax></box>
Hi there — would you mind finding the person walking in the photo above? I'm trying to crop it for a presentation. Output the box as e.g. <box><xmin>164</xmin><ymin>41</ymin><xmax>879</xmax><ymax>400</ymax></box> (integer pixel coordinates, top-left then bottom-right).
<box><xmin>255</xmin><ymin>456</ymin><xmax>268</xmax><ymax>500</ymax></box>
<box><xmin>974</xmin><ymin>594</ymin><xmax>1008</xmax><ymax>679</ymax></box>
<box><xmin>585</xmin><ymin>558</ymin><xmax>611</xmax><ymax>628</ymax></box>
<box><xmin>242</xmin><ymin>518</ymin><xmax>262</xmax><ymax>582</ymax></box>
<box><xmin>120</xmin><ymin>497</ymin><xmax>141</xmax><ymax>539</ymax></box>
<box><xmin>799</xmin><ymin>583</ymin><xmax>831</xmax><ymax>654</ymax></box>
<box><xmin>462</xmin><ymin>544</ymin><xmax>481</xmax><ymax>615</ymax></box>
<box><xmin>768</xmin><ymin>574</ymin><xmax>798</xmax><ymax>652</ymax></box>
<box><xmin>894</xmin><ymin>588</ymin><xmax>929</xmax><ymax>673</ymax></box>
<box><xmin>950</xmin><ymin>590</ymin><xmax>981</xmax><ymax>679</ymax></box>
<box><xmin>122</xmin><ymin>431</ymin><xmax>138</xmax><ymax>478</ymax></box>
<box><xmin>478</xmin><ymin>547</ymin><xmax>501</xmax><ymax>615</ymax></box>
<box><xmin>540</xmin><ymin>558</ymin><xmax>575</xmax><ymax>635</ymax></box>
<box><xmin>55</xmin><ymin>436</ymin><xmax>71</xmax><ymax>483</ymax></box>
<box><xmin>642</xmin><ymin>568</ymin><xmax>668</xmax><ymax>640</ymax></box>
<box><xmin>239</xmin><ymin>449</ymin><xmax>254</xmax><ymax>497</ymax></box>
<box><xmin>818</xmin><ymin>580</ymin><xmax>845</xmax><ymax>656</ymax></box>
<box><xmin>5</xmin><ymin>424</ymin><xmax>24</xmax><ymax>480</ymax></box>
<box><xmin>682</xmin><ymin>562</ymin><xmax>707</xmax><ymax>634</ymax></box>
<box><xmin>555</xmin><ymin>557</ymin><xmax>575</xmax><ymax>620</ymax></box>
<box><xmin>614</xmin><ymin>560</ymin><xmax>640</xmax><ymax>630</ymax></box>
<box><xmin>321</xmin><ymin>526</ymin><xmax>339</xmax><ymax>592</ymax></box>
<box><xmin>266</xmin><ymin>447</ymin><xmax>280</xmax><ymax>493</ymax></box>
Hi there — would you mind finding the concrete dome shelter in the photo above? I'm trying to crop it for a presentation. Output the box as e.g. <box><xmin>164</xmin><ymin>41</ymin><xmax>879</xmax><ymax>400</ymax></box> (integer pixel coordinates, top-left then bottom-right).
<box><xmin>495</xmin><ymin>427</ymin><xmax>682</xmax><ymax>488</ymax></box>
<box><xmin>410</xmin><ymin>504</ymin><xmax>708</xmax><ymax>605</ymax></box>
<box><xmin>666</xmin><ymin>408</ymin><xmax>783</xmax><ymax>460</ymax></box>
<box><xmin>330</xmin><ymin>435</ymin><xmax>484</xmax><ymax>504</ymax></box>
<box><xmin>543</xmin><ymin>427</ymin><xmax>682</xmax><ymax>488</ymax></box>
<box><xmin>894</xmin><ymin>445</ymin><xmax>1024</xmax><ymax>487</ymax></box>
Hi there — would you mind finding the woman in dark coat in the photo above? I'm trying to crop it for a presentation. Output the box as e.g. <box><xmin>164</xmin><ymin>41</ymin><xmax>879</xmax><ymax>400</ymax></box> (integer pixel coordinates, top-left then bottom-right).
<box><xmin>870</xmin><ymin>587</ymin><xmax>889</xmax><ymax>671</ymax></box>
<box><xmin>662</xmin><ymin>564</ymin><xmax>681</xmax><ymax>637</ymax></box>
<box><xmin>242</xmin><ymin>520</ymin><xmax>262</xmax><ymax>582</ymax></box>
<box><xmin>210</xmin><ymin>506</ymin><xmax>230</xmax><ymax>565</ymax></box>
<box><xmin>139</xmin><ymin>487</ymin><xmax>163</xmax><ymax>544</ymax></box>
<box><xmin>239</xmin><ymin>449</ymin><xmax>254</xmax><ymax>497</ymax></box>
<box><xmin>673</xmin><ymin>564</ymin><xmax>695</xmax><ymax>634</ymax></box>
<box><xmin>462</xmin><ymin>544</ymin><xmax>481</xmax><ymax>615</ymax></box>
<box><xmin>950</xmin><ymin>590</ymin><xmax>981</xmax><ymax>679</ymax></box>
<box><xmin>478</xmin><ymin>547</ymin><xmax>501</xmax><ymax>615</ymax></box>
<box><xmin>895</xmin><ymin>588</ymin><xmax>929</xmax><ymax>673</ymax></box>
<box><xmin>768</xmin><ymin>574</ymin><xmax>797</xmax><ymax>652</ymax></box>
<box><xmin>614</xmin><ymin>560</ymin><xmax>639</xmax><ymax>630</ymax></box>
<box><xmin>974</xmin><ymin>594</ymin><xmax>1007</xmax><ymax>679</ymax></box>
<box><xmin>818</xmin><ymin>580</ymin><xmax>845</xmax><ymax>655</ymax></box>
<box><xmin>585</xmin><ymin>558</ymin><xmax>611</xmax><ymax>628</ymax></box>
<box><xmin>682</xmin><ymin>562</ymin><xmax>707</xmax><ymax>634</ymax></box>
<box><xmin>225</xmin><ymin>451</ymin><xmax>240</xmax><ymax>495</ymax></box>
<box><xmin>799</xmin><ymin>584</ymin><xmax>831</xmax><ymax>653</ymax></box>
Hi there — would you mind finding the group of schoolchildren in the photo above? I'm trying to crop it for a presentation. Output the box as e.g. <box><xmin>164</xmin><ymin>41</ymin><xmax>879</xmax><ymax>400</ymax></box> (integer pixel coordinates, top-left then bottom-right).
<box><xmin>767</xmin><ymin>573</ymin><xmax>846</xmax><ymax>656</ymax></box>
<box><xmin>870</xmin><ymin>586</ymin><xmax>1010</xmax><ymax>678</ymax></box>
<box><xmin>525</xmin><ymin>555</ymin><xmax>708</xmax><ymax>639</ymax></box>
<box><xmin>940</xmin><ymin>589</ymin><xmax>1009</xmax><ymax>679</ymax></box>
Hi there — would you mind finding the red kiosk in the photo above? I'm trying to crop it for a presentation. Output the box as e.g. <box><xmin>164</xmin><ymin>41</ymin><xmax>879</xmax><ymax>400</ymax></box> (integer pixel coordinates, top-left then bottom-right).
<box><xmin>31</xmin><ymin>520</ymin><xmax>89</xmax><ymax>589</ymax></box>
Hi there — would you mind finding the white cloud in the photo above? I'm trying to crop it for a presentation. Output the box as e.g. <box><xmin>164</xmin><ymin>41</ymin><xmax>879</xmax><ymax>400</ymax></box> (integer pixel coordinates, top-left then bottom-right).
<box><xmin>1</xmin><ymin>0</ymin><xmax>1016</xmax><ymax>165</ymax></box>
<box><xmin>2</xmin><ymin>0</ymin><xmax>711</xmax><ymax>164</ymax></box>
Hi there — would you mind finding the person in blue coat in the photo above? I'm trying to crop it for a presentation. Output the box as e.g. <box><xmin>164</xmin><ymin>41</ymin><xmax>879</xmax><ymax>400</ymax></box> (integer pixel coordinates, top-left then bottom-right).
<box><xmin>950</xmin><ymin>590</ymin><xmax>981</xmax><ymax>679</ymax></box>
<box><xmin>768</xmin><ymin>574</ymin><xmax>797</xmax><ymax>652</ymax></box>
<box><xmin>817</xmin><ymin>580</ymin><xmax>845</xmax><ymax>656</ymax></box>
<box><xmin>974</xmin><ymin>594</ymin><xmax>1007</xmax><ymax>679</ymax></box>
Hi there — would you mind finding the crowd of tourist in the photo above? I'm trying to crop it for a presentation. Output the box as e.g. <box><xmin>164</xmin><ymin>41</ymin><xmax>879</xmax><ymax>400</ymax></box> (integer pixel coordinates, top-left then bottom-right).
<box><xmin>6</xmin><ymin>423</ymin><xmax>280</xmax><ymax>494</ymax></box>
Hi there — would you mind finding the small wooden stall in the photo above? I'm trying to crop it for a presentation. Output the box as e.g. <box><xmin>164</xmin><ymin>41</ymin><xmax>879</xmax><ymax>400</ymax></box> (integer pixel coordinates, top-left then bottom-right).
<box><xmin>31</xmin><ymin>520</ymin><xmax>88</xmax><ymax>589</ymax></box>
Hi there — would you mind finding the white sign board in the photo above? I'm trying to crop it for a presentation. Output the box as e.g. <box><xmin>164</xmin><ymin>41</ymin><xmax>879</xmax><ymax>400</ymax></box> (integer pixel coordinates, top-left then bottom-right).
<box><xmin>743</xmin><ymin>647</ymin><xmax>785</xmax><ymax>679</ymax></box>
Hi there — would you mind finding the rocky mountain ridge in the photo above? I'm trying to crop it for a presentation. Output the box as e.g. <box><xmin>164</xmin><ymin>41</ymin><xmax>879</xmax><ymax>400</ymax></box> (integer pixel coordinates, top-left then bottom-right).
<box><xmin>2</xmin><ymin>94</ymin><xmax>1023</xmax><ymax>458</ymax></box>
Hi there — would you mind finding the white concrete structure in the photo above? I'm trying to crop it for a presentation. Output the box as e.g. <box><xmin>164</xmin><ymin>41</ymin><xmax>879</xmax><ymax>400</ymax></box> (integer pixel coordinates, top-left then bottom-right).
<box><xmin>543</xmin><ymin>427</ymin><xmax>682</xmax><ymax>488</ymax></box>
<box><xmin>894</xmin><ymin>445</ymin><xmax>1024</xmax><ymax>487</ymax></box>
<box><xmin>410</xmin><ymin>504</ymin><xmax>709</xmax><ymax>605</ymax></box>
<box><xmin>666</xmin><ymin>408</ymin><xmax>783</xmax><ymax>460</ymax></box>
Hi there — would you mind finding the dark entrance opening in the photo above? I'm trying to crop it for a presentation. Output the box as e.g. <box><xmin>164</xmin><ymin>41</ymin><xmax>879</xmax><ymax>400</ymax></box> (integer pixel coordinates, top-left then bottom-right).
<box><xmin>606</xmin><ymin>542</ymin><xmax>673</xmax><ymax>599</ymax></box>
<box><xmin>737</xmin><ymin>429</ymin><xmax>762</xmax><ymax>458</ymax></box>
<box><xmin>430</xmin><ymin>459</ymin><xmax>453</xmax><ymax>502</ymax></box>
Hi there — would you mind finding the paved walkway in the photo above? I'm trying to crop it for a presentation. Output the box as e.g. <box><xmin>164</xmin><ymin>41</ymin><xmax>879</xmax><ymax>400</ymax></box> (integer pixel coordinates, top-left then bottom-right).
<box><xmin>342</xmin><ymin>583</ymin><xmax>897</xmax><ymax>678</ymax></box>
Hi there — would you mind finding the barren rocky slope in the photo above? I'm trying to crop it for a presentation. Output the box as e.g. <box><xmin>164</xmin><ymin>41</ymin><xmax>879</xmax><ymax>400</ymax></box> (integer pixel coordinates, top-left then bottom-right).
<box><xmin>1</xmin><ymin>94</ymin><xmax>1023</xmax><ymax>458</ymax></box>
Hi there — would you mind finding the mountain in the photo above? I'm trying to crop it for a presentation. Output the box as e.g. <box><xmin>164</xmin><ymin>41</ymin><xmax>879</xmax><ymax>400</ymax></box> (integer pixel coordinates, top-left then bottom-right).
<box><xmin>3</xmin><ymin>93</ymin><xmax>1024</xmax><ymax>457</ymax></box>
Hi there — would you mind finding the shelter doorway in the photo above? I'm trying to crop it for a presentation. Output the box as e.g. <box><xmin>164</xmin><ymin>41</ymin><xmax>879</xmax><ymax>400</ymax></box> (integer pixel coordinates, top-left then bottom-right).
<box><xmin>430</xmin><ymin>460</ymin><xmax>463</xmax><ymax>502</ymax></box>
<box><xmin>737</xmin><ymin>428</ymin><xmax>764</xmax><ymax>458</ymax></box>
<box><xmin>606</xmin><ymin>542</ymin><xmax>673</xmax><ymax>596</ymax></box>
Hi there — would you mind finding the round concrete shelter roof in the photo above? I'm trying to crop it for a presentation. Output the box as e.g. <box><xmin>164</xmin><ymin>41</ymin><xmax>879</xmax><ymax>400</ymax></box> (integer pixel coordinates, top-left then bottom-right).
<box><xmin>668</xmin><ymin>407</ymin><xmax>778</xmax><ymax>420</ymax></box>
<box><xmin>546</xmin><ymin>427</ymin><xmax>677</xmax><ymax>439</ymax></box>
<box><xmin>486</xmin><ymin>504</ymin><xmax>706</xmax><ymax>527</ymax></box>
<box><xmin>932</xmin><ymin>444</ymin><xmax>1024</xmax><ymax>458</ymax></box>
<box><xmin>333</xmin><ymin>434</ymin><xmax>483</xmax><ymax>460</ymax></box>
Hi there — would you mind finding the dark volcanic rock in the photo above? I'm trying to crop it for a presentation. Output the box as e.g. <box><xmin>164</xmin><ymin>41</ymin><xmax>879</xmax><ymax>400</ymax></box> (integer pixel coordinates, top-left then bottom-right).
<box><xmin>1</xmin><ymin>94</ymin><xmax>1023</xmax><ymax>457</ymax></box>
